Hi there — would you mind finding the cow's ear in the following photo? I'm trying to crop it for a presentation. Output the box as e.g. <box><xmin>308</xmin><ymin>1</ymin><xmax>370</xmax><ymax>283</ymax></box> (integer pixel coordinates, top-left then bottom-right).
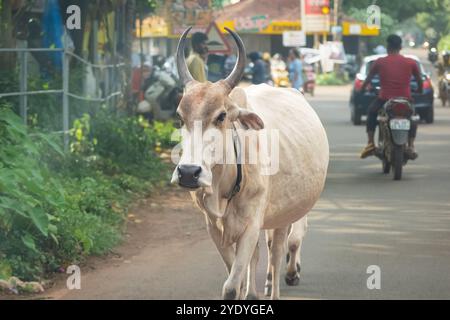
<box><xmin>238</xmin><ymin>110</ymin><xmax>264</xmax><ymax>130</ymax></box>
<box><xmin>226</xmin><ymin>101</ymin><xmax>264</xmax><ymax>131</ymax></box>
<box><xmin>226</xmin><ymin>89</ymin><xmax>264</xmax><ymax>130</ymax></box>
<box><xmin>229</xmin><ymin>87</ymin><xmax>248</xmax><ymax>108</ymax></box>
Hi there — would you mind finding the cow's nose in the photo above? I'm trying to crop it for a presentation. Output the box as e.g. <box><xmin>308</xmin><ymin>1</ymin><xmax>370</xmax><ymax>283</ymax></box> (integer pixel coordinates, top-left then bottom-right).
<box><xmin>177</xmin><ymin>165</ymin><xmax>202</xmax><ymax>189</ymax></box>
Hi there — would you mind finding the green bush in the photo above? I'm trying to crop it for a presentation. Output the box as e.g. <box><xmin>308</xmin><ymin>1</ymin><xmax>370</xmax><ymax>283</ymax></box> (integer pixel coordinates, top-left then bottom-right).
<box><xmin>0</xmin><ymin>105</ymin><xmax>63</xmax><ymax>280</ymax></box>
<box><xmin>438</xmin><ymin>34</ymin><xmax>450</xmax><ymax>52</ymax></box>
<box><xmin>0</xmin><ymin>102</ymin><xmax>176</xmax><ymax>282</ymax></box>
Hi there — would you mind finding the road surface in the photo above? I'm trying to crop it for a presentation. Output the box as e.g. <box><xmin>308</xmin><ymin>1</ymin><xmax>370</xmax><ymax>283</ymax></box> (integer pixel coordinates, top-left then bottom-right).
<box><xmin>44</xmin><ymin>50</ymin><xmax>450</xmax><ymax>300</ymax></box>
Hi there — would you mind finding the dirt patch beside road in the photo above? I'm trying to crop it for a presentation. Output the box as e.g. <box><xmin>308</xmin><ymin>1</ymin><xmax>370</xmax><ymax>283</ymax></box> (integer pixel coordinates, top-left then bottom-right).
<box><xmin>31</xmin><ymin>187</ymin><xmax>211</xmax><ymax>300</ymax></box>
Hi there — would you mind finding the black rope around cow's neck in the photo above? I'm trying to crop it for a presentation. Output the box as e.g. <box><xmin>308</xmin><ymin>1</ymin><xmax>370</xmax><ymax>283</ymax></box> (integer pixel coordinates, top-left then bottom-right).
<box><xmin>227</xmin><ymin>123</ymin><xmax>242</xmax><ymax>203</ymax></box>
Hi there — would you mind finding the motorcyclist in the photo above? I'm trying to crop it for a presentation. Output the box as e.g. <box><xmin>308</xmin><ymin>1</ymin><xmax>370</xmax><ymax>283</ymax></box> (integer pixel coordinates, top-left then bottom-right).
<box><xmin>436</xmin><ymin>51</ymin><xmax>450</xmax><ymax>77</ymax></box>
<box><xmin>359</xmin><ymin>34</ymin><xmax>423</xmax><ymax>160</ymax></box>
<box><xmin>437</xmin><ymin>51</ymin><xmax>450</xmax><ymax>105</ymax></box>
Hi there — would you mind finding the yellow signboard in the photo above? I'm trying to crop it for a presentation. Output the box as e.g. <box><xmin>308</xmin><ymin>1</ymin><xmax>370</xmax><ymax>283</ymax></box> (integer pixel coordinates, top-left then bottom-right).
<box><xmin>218</xmin><ymin>19</ymin><xmax>379</xmax><ymax>37</ymax></box>
<box><xmin>342</xmin><ymin>21</ymin><xmax>379</xmax><ymax>36</ymax></box>
<box><xmin>217</xmin><ymin>20</ymin><xmax>302</xmax><ymax>35</ymax></box>
<box><xmin>135</xmin><ymin>16</ymin><xmax>169</xmax><ymax>38</ymax></box>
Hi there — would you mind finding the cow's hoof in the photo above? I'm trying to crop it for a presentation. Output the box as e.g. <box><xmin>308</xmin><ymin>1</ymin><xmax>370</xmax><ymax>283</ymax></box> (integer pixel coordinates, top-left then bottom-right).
<box><xmin>246</xmin><ymin>293</ymin><xmax>259</xmax><ymax>300</ymax></box>
<box><xmin>285</xmin><ymin>272</ymin><xmax>300</xmax><ymax>286</ymax></box>
<box><xmin>223</xmin><ymin>288</ymin><xmax>237</xmax><ymax>300</ymax></box>
<box><xmin>264</xmin><ymin>284</ymin><xmax>272</xmax><ymax>297</ymax></box>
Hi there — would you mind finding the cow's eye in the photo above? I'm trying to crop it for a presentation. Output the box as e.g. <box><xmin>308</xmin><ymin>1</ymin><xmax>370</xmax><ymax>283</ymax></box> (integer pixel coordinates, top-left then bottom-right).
<box><xmin>216</xmin><ymin>112</ymin><xmax>227</xmax><ymax>125</ymax></box>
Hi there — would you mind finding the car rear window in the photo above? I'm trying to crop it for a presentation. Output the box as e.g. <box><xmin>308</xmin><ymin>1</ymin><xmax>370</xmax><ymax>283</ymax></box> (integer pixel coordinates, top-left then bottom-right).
<box><xmin>363</xmin><ymin>58</ymin><xmax>425</xmax><ymax>76</ymax></box>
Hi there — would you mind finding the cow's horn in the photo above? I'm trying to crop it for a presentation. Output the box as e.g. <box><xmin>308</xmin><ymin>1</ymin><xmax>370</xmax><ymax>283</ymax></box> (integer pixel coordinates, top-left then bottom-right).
<box><xmin>176</xmin><ymin>27</ymin><xmax>195</xmax><ymax>85</ymax></box>
<box><xmin>223</xmin><ymin>27</ymin><xmax>246</xmax><ymax>91</ymax></box>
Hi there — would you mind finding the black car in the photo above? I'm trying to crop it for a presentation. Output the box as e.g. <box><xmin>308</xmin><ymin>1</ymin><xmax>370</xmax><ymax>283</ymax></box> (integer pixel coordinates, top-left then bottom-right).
<box><xmin>350</xmin><ymin>54</ymin><xmax>434</xmax><ymax>125</ymax></box>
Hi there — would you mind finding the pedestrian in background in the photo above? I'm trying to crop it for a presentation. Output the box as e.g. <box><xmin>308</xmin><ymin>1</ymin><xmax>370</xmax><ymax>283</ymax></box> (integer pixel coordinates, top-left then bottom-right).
<box><xmin>288</xmin><ymin>48</ymin><xmax>304</xmax><ymax>91</ymax></box>
<box><xmin>248</xmin><ymin>52</ymin><xmax>267</xmax><ymax>85</ymax></box>
<box><xmin>262</xmin><ymin>52</ymin><xmax>274</xmax><ymax>85</ymax></box>
<box><xmin>187</xmin><ymin>32</ymin><xmax>209</xmax><ymax>82</ymax></box>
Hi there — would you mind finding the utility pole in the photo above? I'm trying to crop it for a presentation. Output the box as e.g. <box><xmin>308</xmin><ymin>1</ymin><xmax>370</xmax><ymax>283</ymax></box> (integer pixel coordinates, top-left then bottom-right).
<box><xmin>333</xmin><ymin>0</ymin><xmax>340</xmax><ymax>41</ymax></box>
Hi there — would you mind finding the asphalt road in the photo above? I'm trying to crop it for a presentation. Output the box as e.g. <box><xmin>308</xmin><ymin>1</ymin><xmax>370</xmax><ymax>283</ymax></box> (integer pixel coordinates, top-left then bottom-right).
<box><xmin>45</xmin><ymin>50</ymin><xmax>450</xmax><ymax>300</ymax></box>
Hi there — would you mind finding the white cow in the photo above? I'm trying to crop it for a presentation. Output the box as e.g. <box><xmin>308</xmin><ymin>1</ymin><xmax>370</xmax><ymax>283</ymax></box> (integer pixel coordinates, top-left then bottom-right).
<box><xmin>171</xmin><ymin>27</ymin><xmax>329</xmax><ymax>300</ymax></box>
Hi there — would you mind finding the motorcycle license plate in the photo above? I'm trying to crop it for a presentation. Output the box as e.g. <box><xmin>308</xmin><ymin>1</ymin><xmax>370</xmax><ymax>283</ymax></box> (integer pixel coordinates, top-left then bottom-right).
<box><xmin>390</xmin><ymin>119</ymin><xmax>410</xmax><ymax>130</ymax></box>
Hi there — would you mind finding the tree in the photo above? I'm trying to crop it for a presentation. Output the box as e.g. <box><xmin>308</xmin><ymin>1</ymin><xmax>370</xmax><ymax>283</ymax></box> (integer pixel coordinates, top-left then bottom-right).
<box><xmin>346</xmin><ymin>7</ymin><xmax>397</xmax><ymax>48</ymax></box>
<box><xmin>416</xmin><ymin>0</ymin><xmax>450</xmax><ymax>44</ymax></box>
<box><xmin>342</xmin><ymin>0</ymin><xmax>427</xmax><ymax>22</ymax></box>
<box><xmin>342</xmin><ymin>0</ymin><xmax>450</xmax><ymax>44</ymax></box>
<box><xmin>0</xmin><ymin>0</ymin><xmax>14</xmax><ymax>70</ymax></box>
<box><xmin>135</xmin><ymin>0</ymin><xmax>159</xmax><ymax>67</ymax></box>
<box><xmin>0</xmin><ymin>0</ymin><xmax>39</xmax><ymax>70</ymax></box>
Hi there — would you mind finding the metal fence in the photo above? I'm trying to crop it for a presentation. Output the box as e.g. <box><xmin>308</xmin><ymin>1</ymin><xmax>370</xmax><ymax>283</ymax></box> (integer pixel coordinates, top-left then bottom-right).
<box><xmin>0</xmin><ymin>44</ymin><xmax>126</xmax><ymax>151</ymax></box>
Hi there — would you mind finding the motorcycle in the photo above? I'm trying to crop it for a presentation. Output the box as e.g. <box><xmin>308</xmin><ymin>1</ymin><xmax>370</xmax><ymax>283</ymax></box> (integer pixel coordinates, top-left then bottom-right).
<box><xmin>140</xmin><ymin>56</ymin><xmax>183</xmax><ymax>121</ymax></box>
<box><xmin>375</xmin><ymin>98</ymin><xmax>419</xmax><ymax>180</ymax></box>
<box><xmin>428</xmin><ymin>47</ymin><xmax>438</xmax><ymax>65</ymax></box>
<box><xmin>439</xmin><ymin>71</ymin><xmax>450</xmax><ymax>107</ymax></box>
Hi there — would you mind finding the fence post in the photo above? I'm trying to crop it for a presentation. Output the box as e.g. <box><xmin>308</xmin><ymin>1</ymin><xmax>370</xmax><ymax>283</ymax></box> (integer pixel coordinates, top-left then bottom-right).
<box><xmin>19</xmin><ymin>51</ymin><xmax>28</xmax><ymax>125</ymax></box>
<box><xmin>62</xmin><ymin>41</ymin><xmax>70</xmax><ymax>152</ymax></box>
<box><xmin>105</xmin><ymin>65</ymin><xmax>110</xmax><ymax>108</ymax></box>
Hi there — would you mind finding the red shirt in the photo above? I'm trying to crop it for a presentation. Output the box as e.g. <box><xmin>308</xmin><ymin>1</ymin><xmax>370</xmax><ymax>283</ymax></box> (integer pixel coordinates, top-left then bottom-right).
<box><xmin>369</xmin><ymin>54</ymin><xmax>421</xmax><ymax>100</ymax></box>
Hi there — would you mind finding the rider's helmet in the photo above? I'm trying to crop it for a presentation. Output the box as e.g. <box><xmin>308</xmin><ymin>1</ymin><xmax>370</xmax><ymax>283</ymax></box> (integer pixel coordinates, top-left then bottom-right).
<box><xmin>442</xmin><ymin>51</ymin><xmax>450</xmax><ymax>64</ymax></box>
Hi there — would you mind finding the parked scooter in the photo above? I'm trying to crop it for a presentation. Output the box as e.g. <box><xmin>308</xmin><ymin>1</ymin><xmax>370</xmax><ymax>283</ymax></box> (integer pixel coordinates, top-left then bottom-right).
<box><xmin>139</xmin><ymin>56</ymin><xmax>183</xmax><ymax>121</ymax></box>
<box><xmin>375</xmin><ymin>98</ymin><xmax>419</xmax><ymax>180</ymax></box>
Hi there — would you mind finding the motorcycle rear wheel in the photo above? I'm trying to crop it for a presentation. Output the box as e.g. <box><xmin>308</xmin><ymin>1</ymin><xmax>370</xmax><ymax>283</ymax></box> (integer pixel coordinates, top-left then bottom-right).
<box><xmin>393</xmin><ymin>145</ymin><xmax>404</xmax><ymax>181</ymax></box>
<box><xmin>441</xmin><ymin>92</ymin><xmax>448</xmax><ymax>107</ymax></box>
<box><xmin>378</xmin><ymin>126</ymin><xmax>390</xmax><ymax>174</ymax></box>
<box><xmin>382</xmin><ymin>158</ymin><xmax>391</xmax><ymax>174</ymax></box>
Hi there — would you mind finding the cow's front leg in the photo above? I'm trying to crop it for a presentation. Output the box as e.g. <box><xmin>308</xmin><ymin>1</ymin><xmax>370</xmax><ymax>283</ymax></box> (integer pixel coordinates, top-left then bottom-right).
<box><xmin>222</xmin><ymin>222</ymin><xmax>259</xmax><ymax>300</ymax></box>
<box><xmin>206</xmin><ymin>218</ymin><xmax>235</xmax><ymax>274</ymax></box>
<box><xmin>245</xmin><ymin>241</ymin><xmax>259</xmax><ymax>300</ymax></box>
<box><xmin>270</xmin><ymin>226</ymin><xmax>289</xmax><ymax>300</ymax></box>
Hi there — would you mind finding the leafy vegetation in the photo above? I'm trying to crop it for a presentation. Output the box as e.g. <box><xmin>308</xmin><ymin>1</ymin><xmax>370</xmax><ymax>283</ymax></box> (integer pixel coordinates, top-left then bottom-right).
<box><xmin>0</xmin><ymin>101</ymin><xmax>176</xmax><ymax>283</ymax></box>
<box><xmin>316</xmin><ymin>72</ymin><xmax>349</xmax><ymax>86</ymax></box>
<box><xmin>342</xmin><ymin>0</ymin><xmax>450</xmax><ymax>46</ymax></box>
<box><xmin>346</xmin><ymin>7</ymin><xmax>398</xmax><ymax>48</ymax></box>
<box><xmin>438</xmin><ymin>35</ymin><xmax>450</xmax><ymax>52</ymax></box>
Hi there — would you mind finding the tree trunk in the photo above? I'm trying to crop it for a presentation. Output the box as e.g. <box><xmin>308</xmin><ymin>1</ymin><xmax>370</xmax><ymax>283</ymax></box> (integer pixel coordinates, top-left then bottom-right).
<box><xmin>123</xmin><ymin>0</ymin><xmax>135</xmax><ymax>111</ymax></box>
<box><xmin>0</xmin><ymin>0</ymin><xmax>15</xmax><ymax>71</ymax></box>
